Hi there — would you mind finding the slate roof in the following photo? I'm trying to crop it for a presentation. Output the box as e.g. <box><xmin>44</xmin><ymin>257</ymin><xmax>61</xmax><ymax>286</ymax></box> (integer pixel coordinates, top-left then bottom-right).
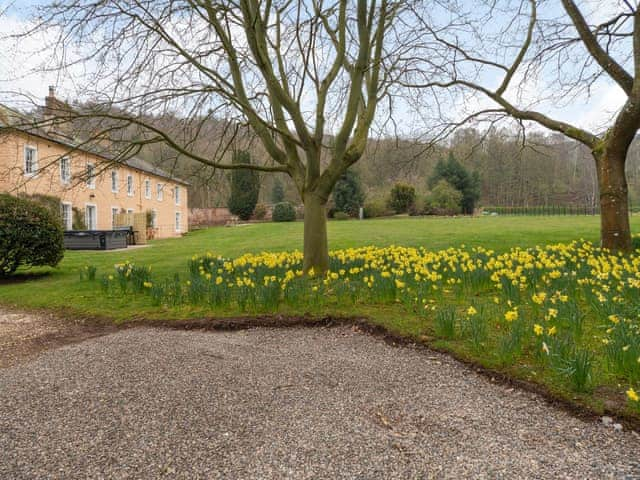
<box><xmin>0</xmin><ymin>103</ymin><xmax>189</xmax><ymax>186</ymax></box>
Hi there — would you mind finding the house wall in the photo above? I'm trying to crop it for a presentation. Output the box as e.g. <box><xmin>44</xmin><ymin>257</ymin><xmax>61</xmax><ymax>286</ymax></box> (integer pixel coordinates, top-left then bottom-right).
<box><xmin>0</xmin><ymin>130</ymin><xmax>188</xmax><ymax>238</ymax></box>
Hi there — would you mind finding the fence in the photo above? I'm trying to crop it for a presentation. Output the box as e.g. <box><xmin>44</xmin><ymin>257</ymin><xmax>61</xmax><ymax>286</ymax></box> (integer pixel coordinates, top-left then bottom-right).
<box><xmin>483</xmin><ymin>205</ymin><xmax>601</xmax><ymax>216</ymax></box>
<box><xmin>189</xmin><ymin>207</ymin><xmax>235</xmax><ymax>228</ymax></box>
<box><xmin>113</xmin><ymin>212</ymin><xmax>147</xmax><ymax>244</ymax></box>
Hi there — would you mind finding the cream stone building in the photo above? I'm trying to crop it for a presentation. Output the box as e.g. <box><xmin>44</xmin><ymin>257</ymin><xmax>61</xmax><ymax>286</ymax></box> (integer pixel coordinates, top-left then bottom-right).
<box><xmin>0</xmin><ymin>89</ymin><xmax>188</xmax><ymax>239</ymax></box>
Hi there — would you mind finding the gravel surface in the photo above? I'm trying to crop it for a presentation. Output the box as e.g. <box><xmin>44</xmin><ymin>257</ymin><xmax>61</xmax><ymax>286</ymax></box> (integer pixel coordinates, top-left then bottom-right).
<box><xmin>1</xmin><ymin>326</ymin><xmax>639</xmax><ymax>479</ymax></box>
<box><xmin>0</xmin><ymin>307</ymin><xmax>113</xmax><ymax>368</ymax></box>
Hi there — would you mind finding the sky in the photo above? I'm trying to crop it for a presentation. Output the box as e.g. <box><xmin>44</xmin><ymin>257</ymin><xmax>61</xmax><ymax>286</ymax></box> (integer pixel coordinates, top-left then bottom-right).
<box><xmin>0</xmin><ymin>0</ymin><xmax>631</xmax><ymax>138</ymax></box>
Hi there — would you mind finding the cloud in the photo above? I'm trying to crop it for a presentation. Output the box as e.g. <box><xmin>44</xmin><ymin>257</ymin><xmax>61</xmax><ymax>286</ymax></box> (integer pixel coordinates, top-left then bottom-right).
<box><xmin>0</xmin><ymin>14</ymin><xmax>62</xmax><ymax>106</ymax></box>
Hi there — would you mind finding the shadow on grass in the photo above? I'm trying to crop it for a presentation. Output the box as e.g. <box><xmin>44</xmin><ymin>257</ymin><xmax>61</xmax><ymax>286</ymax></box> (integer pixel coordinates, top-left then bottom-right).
<box><xmin>0</xmin><ymin>271</ymin><xmax>52</xmax><ymax>285</ymax></box>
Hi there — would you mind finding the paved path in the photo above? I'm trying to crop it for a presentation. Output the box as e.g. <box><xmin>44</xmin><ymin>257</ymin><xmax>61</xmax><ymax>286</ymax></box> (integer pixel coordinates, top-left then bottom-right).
<box><xmin>1</xmin><ymin>327</ymin><xmax>639</xmax><ymax>479</ymax></box>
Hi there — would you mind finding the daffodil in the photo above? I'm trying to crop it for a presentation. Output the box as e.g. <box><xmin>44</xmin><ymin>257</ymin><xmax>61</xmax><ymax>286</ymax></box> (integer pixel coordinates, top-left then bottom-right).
<box><xmin>504</xmin><ymin>310</ymin><xmax>518</xmax><ymax>322</ymax></box>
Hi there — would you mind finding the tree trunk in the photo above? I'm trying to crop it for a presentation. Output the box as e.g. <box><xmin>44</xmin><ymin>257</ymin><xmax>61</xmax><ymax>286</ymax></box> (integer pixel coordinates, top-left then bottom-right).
<box><xmin>595</xmin><ymin>150</ymin><xmax>632</xmax><ymax>252</ymax></box>
<box><xmin>303</xmin><ymin>191</ymin><xmax>329</xmax><ymax>273</ymax></box>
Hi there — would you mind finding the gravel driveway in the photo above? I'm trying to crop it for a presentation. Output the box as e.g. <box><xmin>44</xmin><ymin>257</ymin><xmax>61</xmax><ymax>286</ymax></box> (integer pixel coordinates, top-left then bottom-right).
<box><xmin>1</xmin><ymin>326</ymin><xmax>639</xmax><ymax>479</ymax></box>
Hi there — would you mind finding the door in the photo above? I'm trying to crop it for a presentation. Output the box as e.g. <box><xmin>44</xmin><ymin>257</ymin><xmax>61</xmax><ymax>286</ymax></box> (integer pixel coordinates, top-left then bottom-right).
<box><xmin>86</xmin><ymin>205</ymin><xmax>97</xmax><ymax>230</ymax></box>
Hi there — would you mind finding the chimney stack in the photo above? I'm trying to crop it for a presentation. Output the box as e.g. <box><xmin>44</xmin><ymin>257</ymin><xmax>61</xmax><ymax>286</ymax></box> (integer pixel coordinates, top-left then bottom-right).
<box><xmin>43</xmin><ymin>86</ymin><xmax>72</xmax><ymax>139</ymax></box>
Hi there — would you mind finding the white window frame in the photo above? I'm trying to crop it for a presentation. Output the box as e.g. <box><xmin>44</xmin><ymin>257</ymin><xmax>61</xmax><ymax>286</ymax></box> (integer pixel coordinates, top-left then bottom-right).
<box><xmin>174</xmin><ymin>185</ymin><xmax>181</xmax><ymax>206</ymax></box>
<box><xmin>150</xmin><ymin>209</ymin><xmax>157</xmax><ymax>229</ymax></box>
<box><xmin>86</xmin><ymin>163</ymin><xmax>96</xmax><ymax>189</ymax></box>
<box><xmin>61</xmin><ymin>202</ymin><xmax>72</xmax><ymax>230</ymax></box>
<box><xmin>60</xmin><ymin>156</ymin><xmax>71</xmax><ymax>185</ymax></box>
<box><xmin>157</xmin><ymin>183</ymin><xmax>164</xmax><ymax>201</ymax></box>
<box><xmin>111</xmin><ymin>169</ymin><xmax>119</xmax><ymax>193</ymax></box>
<box><xmin>111</xmin><ymin>206</ymin><xmax>120</xmax><ymax>228</ymax></box>
<box><xmin>144</xmin><ymin>179</ymin><xmax>151</xmax><ymax>199</ymax></box>
<box><xmin>175</xmin><ymin>211</ymin><xmax>182</xmax><ymax>232</ymax></box>
<box><xmin>126</xmin><ymin>174</ymin><xmax>134</xmax><ymax>197</ymax></box>
<box><xmin>126</xmin><ymin>208</ymin><xmax>134</xmax><ymax>215</ymax></box>
<box><xmin>24</xmin><ymin>145</ymin><xmax>38</xmax><ymax>176</ymax></box>
<box><xmin>85</xmin><ymin>203</ymin><xmax>97</xmax><ymax>230</ymax></box>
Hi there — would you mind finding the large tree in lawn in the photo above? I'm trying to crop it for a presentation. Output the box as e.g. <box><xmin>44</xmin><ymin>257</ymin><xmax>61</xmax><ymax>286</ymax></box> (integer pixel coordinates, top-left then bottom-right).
<box><xmin>28</xmin><ymin>0</ymin><xmax>413</xmax><ymax>272</ymax></box>
<box><xmin>410</xmin><ymin>0</ymin><xmax>640</xmax><ymax>251</ymax></box>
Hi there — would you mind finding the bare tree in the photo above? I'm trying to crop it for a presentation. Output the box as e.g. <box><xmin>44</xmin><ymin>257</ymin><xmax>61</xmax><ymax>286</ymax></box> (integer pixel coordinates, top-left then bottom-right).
<box><xmin>10</xmin><ymin>0</ymin><xmax>429</xmax><ymax>271</ymax></box>
<box><xmin>407</xmin><ymin>0</ymin><xmax>640</xmax><ymax>251</ymax></box>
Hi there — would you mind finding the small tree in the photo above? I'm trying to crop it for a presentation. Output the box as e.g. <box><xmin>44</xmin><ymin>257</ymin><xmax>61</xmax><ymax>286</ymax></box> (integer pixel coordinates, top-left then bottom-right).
<box><xmin>428</xmin><ymin>153</ymin><xmax>480</xmax><ymax>214</ymax></box>
<box><xmin>0</xmin><ymin>194</ymin><xmax>64</xmax><ymax>276</ymax></box>
<box><xmin>228</xmin><ymin>150</ymin><xmax>260</xmax><ymax>221</ymax></box>
<box><xmin>333</xmin><ymin>169</ymin><xmax>365</xmax><ymax>217</ymax></box>
<box><xmin>271</xmin><ymin>179</ymin><xmax>285</xmax><ymax>204</ymax></box>
<box><xmin>425</xmin><ymin>180</ymin><xmax>463</xmax><ymax>215</ymax></box>
<box><xmin>388</xmin><ymin>183</ymin><xmax>416</xmax><ymax>214</ymax></box>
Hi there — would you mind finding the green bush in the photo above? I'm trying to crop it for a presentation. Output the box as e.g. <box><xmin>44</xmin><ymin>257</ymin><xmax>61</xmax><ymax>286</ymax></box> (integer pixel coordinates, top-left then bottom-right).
<box><xmin>271</xmin><ymin>179</ymin><xmax>285</xmax><ymax>203</ymax></box>
<box><xmin>333</xmin><ymin>211</ymin><xmax>350</xmax><ymax>220</ymax></box>
<box><xmin>0</xmin><ymin>194</ymin><xmax>64</xmax><ymax>276</ymax></box>
<box><xmin>253</xmin><ymin>203</ymin><xmax>267</xmax><ymax>220</ymax></box>
<box><xmin>333</xmin><ymin>169</ymin><xmax>365</xmax><ymax>217</ymax></box>
<box><xmin>228</xmin><ymin>150</ymin><xmax>260</xmax><ymax>221</ymax></box>
<box><xmin>18</xmin><ymin>193</ymin><xmax>62</xmax><ymax>220</ymax></box>
<box><xmin>272</xmin><ymin>202</ymin><xmax>296</xmax><ymax>222</ymax></box>
<box><xmin>428</xmin><ymin>152</ymin><xmax>480</xmax><ymax>214</ymax></box>
<box><xmin>363</xmin><ymin>198</ymin><xmax>393</xmax><ymax>218</ymax></box>
<box><xmin>425</xmin><ymin>180</ymin><xmax>463</xmax><ymax>215</ymax></box>
<box><xmin>388</xmin><ymin>183</ymin><xmax>416</xmax><ymax>214</ymax></box>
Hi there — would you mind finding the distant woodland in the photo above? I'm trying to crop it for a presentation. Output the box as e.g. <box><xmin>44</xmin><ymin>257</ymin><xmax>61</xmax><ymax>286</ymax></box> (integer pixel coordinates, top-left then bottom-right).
<box><xmin>137</xmin><ymin>125</ymin><xmax>640</xmax><ymax>211</ymax></box>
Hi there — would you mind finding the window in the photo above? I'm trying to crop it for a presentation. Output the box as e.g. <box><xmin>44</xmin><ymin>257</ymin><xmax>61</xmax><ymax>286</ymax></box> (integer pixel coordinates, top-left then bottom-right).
<box><xmin>126</xmin><ymin>208</ymin><xmax>134</xmax><ymax>214</ymax></box>
<box><xmin>175</xmin><ymin>211</ymin><xmax>182</xmax><ymax>232</ymax></box>
<box><xmin>85</xmin><ymin>204</ymin><xmax>97</xmax><ymax>230</ymax></box>
<box><xmin>111</xmin><ymin>207</ymin><xmax>119</xmax><ymax>228</ymax></box>
<box><xmin>24</xmin><ymin>145</ymin><xmax>37</xmax><ymax>176</ymax></box>
<box><xmin>111</xmin><ymin>170</ymin><xmax>119</xmax><ymax>193</ymax></box>
<box><xmin>144</xmin><ymin>179</ymin><xmax>151</xmax><ymax>199</ymax></box>
<box><xmin>86</xmin><ymin>163</ymin><xmax>96</xmax><ymax>189</ymax></box>
<box><xmin>157</xmin><ymin>183</ymin><xmax>164</xmax><ymax>201</ymax></box>
<box><xmin>60</xmin><ymin>157</ymin><xmax>71</xmax><ymax>184</ymax></box>
<box><xmin>126</xmin><ymin>174</ymin><xmax>134</xmax><ymax>196</ymax></box>
<box><xmin>150</xmin><ymin>209</ymin><xmax>157</xmax><ymax>229</ymax></box>
<box><xmin>61</xmin><ymin>202</ymin><xmax>72</xmax><ymax>230</ymax></box>
<box><xmin>174</xmin><ymin>186</ymin><xmax>181</xmax><ymax>206</ymax></box>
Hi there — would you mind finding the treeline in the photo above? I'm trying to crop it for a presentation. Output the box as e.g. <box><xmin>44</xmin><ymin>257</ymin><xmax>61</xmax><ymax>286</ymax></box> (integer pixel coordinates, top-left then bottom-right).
<box><xmin>131</xmin><ymin>120</ymin><xmax>640</xmax><ymax>211</ymax></box>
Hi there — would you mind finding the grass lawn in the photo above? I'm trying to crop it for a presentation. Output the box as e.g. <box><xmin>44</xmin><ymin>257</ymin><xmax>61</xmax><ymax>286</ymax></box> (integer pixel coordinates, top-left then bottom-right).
<box><xmin>3</xmin><ymin>214</ymin><xmax>640</xmax><ymax>422</ymax></box>
<box><xmin>2</xmin><ymin>215</ymin><xmax>629</xmax><ymax>317</ymax></box>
